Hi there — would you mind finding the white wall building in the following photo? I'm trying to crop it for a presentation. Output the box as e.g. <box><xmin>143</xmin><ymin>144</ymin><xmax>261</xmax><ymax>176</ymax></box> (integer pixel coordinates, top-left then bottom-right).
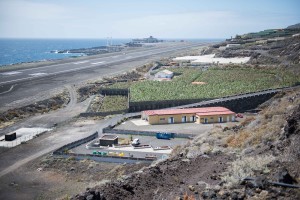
<box><xmin>154</xmin><ymin>69</ymin><xmax>174</xmax><ymax>79</ymax></box>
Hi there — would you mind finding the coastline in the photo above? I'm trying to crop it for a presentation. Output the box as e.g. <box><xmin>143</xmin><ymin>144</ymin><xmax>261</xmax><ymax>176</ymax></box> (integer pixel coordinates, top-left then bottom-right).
<box><xmin>0</xmin><ymin>46</ymin><xmax>143</xmax><ymax>72</ymax></box>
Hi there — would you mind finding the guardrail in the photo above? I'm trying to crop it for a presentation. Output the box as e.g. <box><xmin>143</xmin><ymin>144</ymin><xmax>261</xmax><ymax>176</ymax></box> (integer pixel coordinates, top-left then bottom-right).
<box><xmin>53</xmin><ymin>132</ymin><xmax>99</xmax><ymax>155</ymax></box>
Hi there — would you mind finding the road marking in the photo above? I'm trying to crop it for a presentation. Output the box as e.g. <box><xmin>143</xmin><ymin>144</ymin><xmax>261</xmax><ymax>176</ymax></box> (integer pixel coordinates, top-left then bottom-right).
<box><xmin>91</xmin><ymin>61</ymin><xmax>105</xmax><ymax>65</ymax></box>
<box><xmin>0</xmin><ymin>84</ymin><xmax>16</xmax><ymax>95</ymax></box>
<box><xmin>1</xmin><ymin>71</ymin><xmax>22</xmax><ymax>76</ymax></box>
<box><xmin>29</xmin><ymin>73</ymin><xmax>48</xmax><ymax>76</ymax></box>
<box><xmin>73</xmin><ymin>61</ymin><xmax>89</xmax><ymax>65</ymax></box>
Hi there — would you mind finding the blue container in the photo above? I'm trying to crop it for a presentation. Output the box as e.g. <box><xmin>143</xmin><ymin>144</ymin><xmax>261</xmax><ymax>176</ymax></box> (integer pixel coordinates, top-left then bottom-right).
<box><xmin>156</xmin><ymin>132</ymin><xmax>174</xmax><ymax>139</ymax></box>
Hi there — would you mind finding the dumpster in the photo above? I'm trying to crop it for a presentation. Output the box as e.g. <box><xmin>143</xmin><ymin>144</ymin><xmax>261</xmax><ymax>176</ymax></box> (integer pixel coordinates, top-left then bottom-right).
<box><xmin>156</xmin><ymin>132</ymin><xmax>174</xmax><ymax>139</ymax></box>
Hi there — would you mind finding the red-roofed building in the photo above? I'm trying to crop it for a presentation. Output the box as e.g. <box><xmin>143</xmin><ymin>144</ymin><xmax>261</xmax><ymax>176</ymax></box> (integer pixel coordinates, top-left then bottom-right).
<box><xmin>141</xmin><ymin>107</ymin><xmax>235</xmax><ymax>125</ymax></box>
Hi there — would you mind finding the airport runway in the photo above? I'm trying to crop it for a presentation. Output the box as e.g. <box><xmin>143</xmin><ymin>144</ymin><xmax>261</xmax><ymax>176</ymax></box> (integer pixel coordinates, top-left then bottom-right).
<box><xmin>0</xmin><ymin>42</ymin><xmax>209</xmax><ymax>110</ymax></box>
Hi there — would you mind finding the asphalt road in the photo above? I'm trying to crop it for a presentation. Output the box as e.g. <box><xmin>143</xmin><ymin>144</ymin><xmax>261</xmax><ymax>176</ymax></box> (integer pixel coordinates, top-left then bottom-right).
<box><xmin>0</xmin><ymin>42</ymin><xmax>207</xmax><ymax>111</ymax></box>
<box><xmin>0</xmin><ymin>42</ymin><xmax>198</xmax><ymax>86</ymax></box>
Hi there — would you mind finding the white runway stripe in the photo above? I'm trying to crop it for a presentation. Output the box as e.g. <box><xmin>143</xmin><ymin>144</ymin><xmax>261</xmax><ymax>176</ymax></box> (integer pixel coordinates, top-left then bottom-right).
<box><xmin>1</xmin><ymin>71</ymin><xmax>22</xmax><ymax>76</ymax></box>
<box><xmin>29</xmin><ymin>73</ymin><xmax>48</xmax><ymax>76</ymax></box>
<box><xmin>91</xmin><ymin>61</ymin><xmax>105</xmax><ymax>65</ymax></box>
<box><xmin>73</xmin><ymin>61</ymin><xmax>89</xmax><ymax>65</ymax></box>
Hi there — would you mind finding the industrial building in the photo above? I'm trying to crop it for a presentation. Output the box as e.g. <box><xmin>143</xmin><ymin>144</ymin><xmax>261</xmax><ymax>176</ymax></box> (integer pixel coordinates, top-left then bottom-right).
<box><xmin>141</xmin><ymin>107</ymin><xmax>235</xmax><ymax>125</ymax></box>
<box><xmin>99</xmin><ymin>134</ymin><xmax>118</xmax><ymax>147</ymax></box>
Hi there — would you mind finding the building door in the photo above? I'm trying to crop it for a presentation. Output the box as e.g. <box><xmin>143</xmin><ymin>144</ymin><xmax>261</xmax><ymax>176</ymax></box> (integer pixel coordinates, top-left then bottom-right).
<box><xmin>231</xmin><ymin>115</ymin><xmax>235</xmax><ymax>122</ymax></box>
<box><xmin>190</xmin><ymin>116</ymin><xmax>196</xmax><ymax>122</ymax></box>
<box><xmin>219</xmin><ymin>117</ymin><xmax>223</xmax><ymax>123</ymax></box>
<box><xmin>182</xmin><ymin>116</ymin><xmax>187</xmax><ymax>123</ymax></box>
<box><xmin>227</xmin><ymin>116</ymin><xmax>230</xmax><ymax>122</ymax></box>
<box><xmin>204</xmin><ymin>118</ymin><xmax>208</xmax><ymax>124</ymax></box>
<box><xmin>168</xmin><ymin>117</ymin><xmax>174</xmax><ymax>124</ymax></box>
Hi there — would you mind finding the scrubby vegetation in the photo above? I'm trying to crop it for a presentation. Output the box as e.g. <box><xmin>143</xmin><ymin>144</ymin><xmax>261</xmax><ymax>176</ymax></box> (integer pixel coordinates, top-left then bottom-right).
<box><xmin>130</xmin><ymin>67</ymin><xmax>300</xmax><ymax>102</ymax></box>
<box><xmin>98</xmin><ymin>95</ymin><xmax>128</xmax><ymax>112</ymax></box>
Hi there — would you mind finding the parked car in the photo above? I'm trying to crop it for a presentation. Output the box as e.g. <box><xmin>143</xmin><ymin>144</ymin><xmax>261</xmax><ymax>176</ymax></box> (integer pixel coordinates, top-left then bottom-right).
<box><xmin>131</xmin><ymin>138</ymin><xmax>140</xmax><ymax>146</ymax></box>
<box><xmin>236</xmin><ymin>113</ymin><xmax>244</xmax><ymax>118</ymax></box>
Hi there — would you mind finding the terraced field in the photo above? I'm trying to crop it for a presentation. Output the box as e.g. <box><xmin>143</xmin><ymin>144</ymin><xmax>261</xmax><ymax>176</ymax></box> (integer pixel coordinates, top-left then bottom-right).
<box><xmin>129</xmin><ymin>67</ymin><xmax>300</xmax><ymax>102</ymax></box>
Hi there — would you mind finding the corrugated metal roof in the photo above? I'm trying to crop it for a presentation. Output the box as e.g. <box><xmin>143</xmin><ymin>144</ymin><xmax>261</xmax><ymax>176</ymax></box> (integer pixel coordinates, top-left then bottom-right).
<box><xmin>142</xmin><ymin>107</ymin><xmax>234</xmax><ymax>116</ymax></box>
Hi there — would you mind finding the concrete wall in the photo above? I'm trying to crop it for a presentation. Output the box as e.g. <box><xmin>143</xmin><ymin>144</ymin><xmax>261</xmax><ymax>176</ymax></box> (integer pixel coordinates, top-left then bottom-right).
<box><xmin>103</xmin><ymin>127</ymin><xmax>195</xmax><ymax>139</ymax></box>
<box><xmin>99</xmin><ymin>88</ymin><xmax>129</xmax><ymax>96</ymax></box>
<box><xmin>79</xmin><ymin>109</ymin><xmax>128</xmax><ymax>117</ymax></box>
<box><xmin>130</xmin><ymin>90</ymin><xmax>280</xmax><ymax>113</ymax></box>
<box><xmin>129</xmin><ymin>98</ymin><xmax>209</xmax><ymax>112</ymax></box>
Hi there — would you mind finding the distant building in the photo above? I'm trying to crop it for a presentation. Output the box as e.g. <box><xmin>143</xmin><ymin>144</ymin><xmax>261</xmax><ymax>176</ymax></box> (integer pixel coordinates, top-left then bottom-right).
<box><xmin>132</xmin><ymin>36</ymin><xmax>163</xmax><ymax>43</ymax></box>
<box><xmin>154</xmin><ymin>69</ymin><xmax>174</xmax><ymax>79</ymax></box>
<box><xmin>142</xmin><ymin>107</ymin><xmax>235</xmax><ymax>125</ymax></box>
<box><xmin>226</xmin><ymin>44</ymin><xmax>241</xmax><ymax>48</ymax></box>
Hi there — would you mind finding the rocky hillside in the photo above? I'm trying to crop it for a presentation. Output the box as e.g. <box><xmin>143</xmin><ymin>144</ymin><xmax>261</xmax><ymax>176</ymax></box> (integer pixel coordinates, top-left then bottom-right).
<box><xmin>212</xmin><ymin>34</ymin><xmax>300</xmax><ymax>66</ymax></box>
<box><xmin>71</xmin><ymin>88</ymin><xmax>300</xmax><ymax>200</ymax></box>
<box><xmin>287</xmin><ymin>23</ymin><xmax>300</xmax><ymax>29</ymax></box>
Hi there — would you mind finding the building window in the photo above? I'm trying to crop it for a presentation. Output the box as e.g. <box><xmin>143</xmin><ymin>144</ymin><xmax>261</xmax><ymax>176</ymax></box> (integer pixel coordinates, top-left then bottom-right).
<box><xmin>160</xmin><ymin>118</ymin><xmax>165</xmax><ymax>121</ymax></box>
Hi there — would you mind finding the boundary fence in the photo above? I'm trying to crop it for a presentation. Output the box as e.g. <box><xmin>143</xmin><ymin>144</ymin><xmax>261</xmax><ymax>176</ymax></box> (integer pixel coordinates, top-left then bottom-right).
<box><xmin>79</xmin><ymin>109</ymin><xmax>129</xmax><ymax>117</ymax></box>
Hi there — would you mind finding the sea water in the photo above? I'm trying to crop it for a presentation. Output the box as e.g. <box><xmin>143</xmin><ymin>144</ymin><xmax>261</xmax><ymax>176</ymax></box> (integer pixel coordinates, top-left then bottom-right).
<box><xmin>0</xmin><ymin>38</ymin><xmax>131</xmax><ymax>67</ymax></box>
<box><xmin>0</xmin><ymin>38</ymin><xmax>223</xmax><ymax>67</ymax></box>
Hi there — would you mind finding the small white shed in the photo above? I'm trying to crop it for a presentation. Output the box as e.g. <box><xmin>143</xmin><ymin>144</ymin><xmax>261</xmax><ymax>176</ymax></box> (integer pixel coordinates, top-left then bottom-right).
<box><xmin>154</xmin><ymin>69</ymin><xmax>174</xmax><ymax>79</ymax></box>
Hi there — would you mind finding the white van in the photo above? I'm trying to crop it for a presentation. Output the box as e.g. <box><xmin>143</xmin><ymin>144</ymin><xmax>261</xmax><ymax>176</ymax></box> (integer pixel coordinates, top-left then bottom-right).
<box><xmin>131</xmin><ymin>138</ymin><xmax>140</xmax><ymax>146</ymax></box>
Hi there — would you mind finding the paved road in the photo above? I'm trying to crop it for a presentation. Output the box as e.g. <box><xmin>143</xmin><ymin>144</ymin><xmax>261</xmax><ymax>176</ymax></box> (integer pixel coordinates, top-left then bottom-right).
<box><xmin>0</xmin><ymin>43</ymin><xmax>200</xmax><ymax>86</ymax></box>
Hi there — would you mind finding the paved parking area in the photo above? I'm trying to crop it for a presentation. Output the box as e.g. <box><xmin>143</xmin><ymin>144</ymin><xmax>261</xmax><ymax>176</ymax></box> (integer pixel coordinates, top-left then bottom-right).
<box><xmin>71</xmin><ymin>134</ymin><xmax>189</xmax><ymax>159</ymax></box>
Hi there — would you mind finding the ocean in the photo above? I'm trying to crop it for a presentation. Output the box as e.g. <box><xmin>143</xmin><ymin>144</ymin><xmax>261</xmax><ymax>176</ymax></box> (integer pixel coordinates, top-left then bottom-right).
<box><xmin>0</xmin><ymin>38</ymin><xmax>131</xmax><ymax>67</ymax></box>
<box><xmin>0</xmin><ymin>38</ymin><xmax>223</xmax><ymax>67</ymax></box>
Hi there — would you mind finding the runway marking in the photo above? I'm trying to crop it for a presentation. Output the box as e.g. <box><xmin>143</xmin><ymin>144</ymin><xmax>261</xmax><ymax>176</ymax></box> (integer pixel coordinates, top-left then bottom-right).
<box><xmin>91</xmin><ymin>61</ymin><xmax>105</xmax><ymax>65</ymax></box>
<box><xmin>1</xmin><ymin>71</ymin><xmax>22</xmax><ymax>76</ymax></box>
<box><xmin>0</xmin><ymin>84</ymin><xmax>16</xmax><ymax>95</ymax></box>
<box><xmin>73</xmin><ymin>61</ymin><xmax>89</xmax><ymax>65</ymax></box>
<box><xmin>29</xmin><ymin>73</ymin><xmax>48</xmax><ymax>77</ymax></box>
<box><xmin>0</xmin><ymin>44</ymin><xmax>202</xmax><ymax>85</ymax></box>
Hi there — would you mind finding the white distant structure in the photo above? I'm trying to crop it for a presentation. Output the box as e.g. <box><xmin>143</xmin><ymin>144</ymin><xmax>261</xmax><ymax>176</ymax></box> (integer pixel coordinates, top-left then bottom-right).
<box><xmin>0</xmin><ymin>128</ymin><xmax>51</xmax><ymax>148</ymax></box>
<box><xmin>173</xmin><ymin>54</ymin><xmax>250</xmax><ymax>65</ymax></box>
<box><xmin>154</xmin><ymin>69</ymin><xmax>174</xmax><ymax>79</ymax></box>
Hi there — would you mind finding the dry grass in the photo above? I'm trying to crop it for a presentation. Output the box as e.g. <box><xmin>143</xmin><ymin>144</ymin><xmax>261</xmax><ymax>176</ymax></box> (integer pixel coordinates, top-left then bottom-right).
<box><xmin>183</xmin><ymin>192</ymin><xmax>196</xmax><ymax>200</ymax></box>
<box><xmin>226</xmin><ymin>89</ymin><xmax>300</xmax><ymax>148</ymax></box>
<box><xmin>226</xmin><ymin>131</ymin><xmax>251</xmax><ymax>148</ymax></box>
<box><xmin>221</xmin><ymin>155</ymin><xmax>275</xmax><ymax>188</ymax></box>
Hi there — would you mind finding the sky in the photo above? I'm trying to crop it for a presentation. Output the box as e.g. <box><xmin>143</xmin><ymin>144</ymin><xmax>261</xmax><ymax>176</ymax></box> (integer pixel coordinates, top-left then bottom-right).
<box><xmin>0</xmin><ymin>0</ymin><xmax>299</xmax><ymax>39</ymax></box>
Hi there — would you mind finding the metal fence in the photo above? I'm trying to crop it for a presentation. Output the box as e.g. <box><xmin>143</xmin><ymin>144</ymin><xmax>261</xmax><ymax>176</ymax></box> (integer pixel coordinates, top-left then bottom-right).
<box><xmin>79</xmin><ymin>109</ymin><xmax>129</xmax><ymax>117</ymax></box>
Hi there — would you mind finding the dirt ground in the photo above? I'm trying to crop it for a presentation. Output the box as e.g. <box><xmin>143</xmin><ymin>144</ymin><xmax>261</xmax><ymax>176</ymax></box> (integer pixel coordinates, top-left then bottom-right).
<box><xmin>0</xmin><ymin>153</ymin><xmax>149</xmax><ymax>200</ymax></box>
